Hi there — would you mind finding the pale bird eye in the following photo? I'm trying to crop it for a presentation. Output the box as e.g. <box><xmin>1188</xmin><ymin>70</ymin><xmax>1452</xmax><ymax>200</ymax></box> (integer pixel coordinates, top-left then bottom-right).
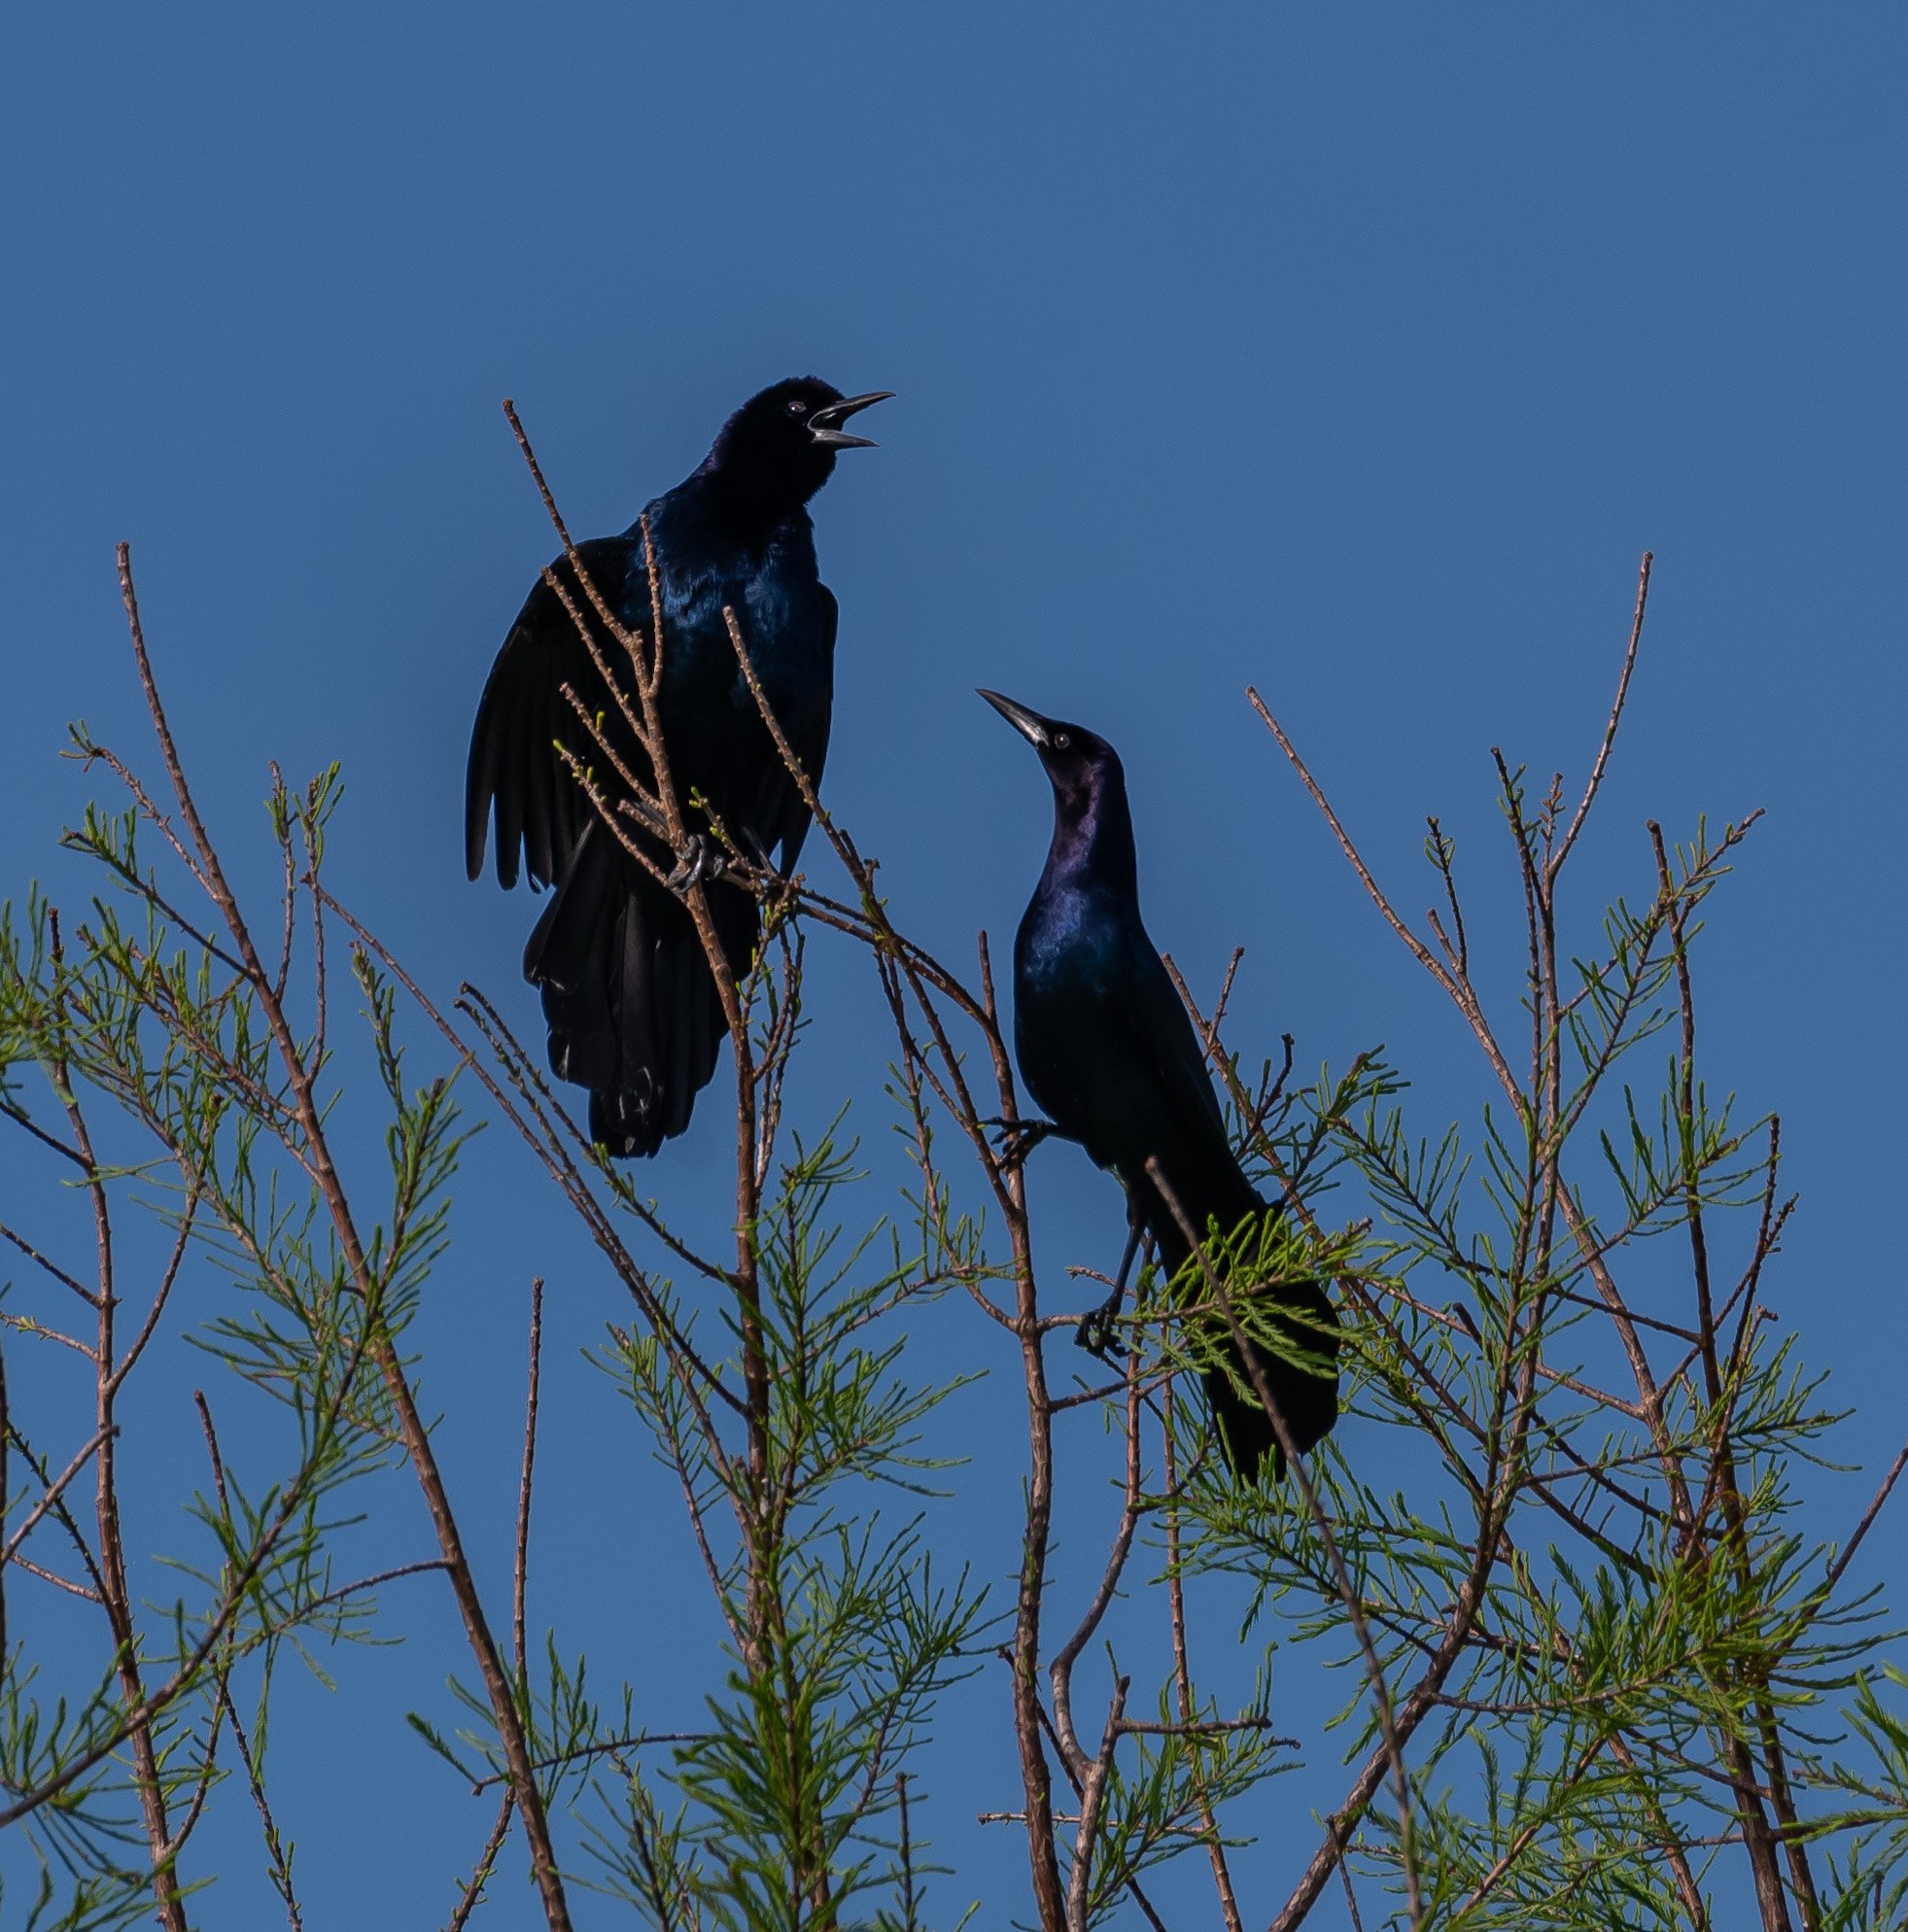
<box><xmin>1054</xmin><ymin>733</ymin><xmax>1071</xmax><ymax>750</ymax></box>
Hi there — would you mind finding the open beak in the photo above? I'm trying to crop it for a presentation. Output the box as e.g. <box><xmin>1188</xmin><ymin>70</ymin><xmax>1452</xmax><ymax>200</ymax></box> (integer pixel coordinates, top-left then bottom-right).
<box><xmin>978</xmin><ymin>688</ymin><xmax>1052</xmax><ymax>749</ymax></box>
<box><xmin>807</xmin><ymin>390</ymin><xmax>894</xmax><ymax>449</ymax></box>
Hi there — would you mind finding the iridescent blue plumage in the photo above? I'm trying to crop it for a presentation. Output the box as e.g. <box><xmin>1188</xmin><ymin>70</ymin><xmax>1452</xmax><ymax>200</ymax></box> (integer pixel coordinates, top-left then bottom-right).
<box><xmin>466</xmin><ymin>377</ymin><xmax>888</xmax><ymax>1155</ymax></box>
<box><xmin>984</xmin><ymin>691</ymin><xmax>1339</xmax><ymax>1480</ymax></box>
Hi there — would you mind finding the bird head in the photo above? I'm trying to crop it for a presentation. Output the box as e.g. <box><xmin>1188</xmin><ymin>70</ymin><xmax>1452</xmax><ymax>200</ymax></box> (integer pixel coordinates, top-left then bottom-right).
<box><xmin>978</xmin><ymin>689</ymin><xmax>1126</xmax><ymax>822</ymax></box>
<box><xmin>701</xmin><ymin>377</ymin><xmax>893</xmax><ymax>519</ymax></box>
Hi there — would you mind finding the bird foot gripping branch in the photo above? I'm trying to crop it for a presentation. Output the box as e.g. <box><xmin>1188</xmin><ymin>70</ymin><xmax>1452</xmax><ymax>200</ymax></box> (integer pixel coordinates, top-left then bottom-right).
<box><xmin>1074</xmin><ymin>1297</ymin><xmax>1127</xmax><ymax>1361</ymax></box>
<box><xmin>665</xmin><ymin>831</ymin><xmax>731</xmax><ymax>894</ymax></box>
<box><xmin>986</xmin><ymin>1115</ymin><xmax>1058</xmax><ymax>1171</ymax></box>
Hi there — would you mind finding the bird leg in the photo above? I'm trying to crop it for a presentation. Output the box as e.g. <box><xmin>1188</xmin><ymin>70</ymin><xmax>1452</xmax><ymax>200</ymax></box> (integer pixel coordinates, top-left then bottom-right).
<box><xmin>666</xmin><ymin>831</ymin><xmax>731</xmax><ymax>892</ymax></box>
<box><xmin>986</xmin><ymin>1116</ymin><xmax>1062</xmax><ymax>1171</ymax></box>
<box><xmin>1076</xmin><ymin>1215</ymin><xmax>1144</xmax><ymax>1360</ymax></box>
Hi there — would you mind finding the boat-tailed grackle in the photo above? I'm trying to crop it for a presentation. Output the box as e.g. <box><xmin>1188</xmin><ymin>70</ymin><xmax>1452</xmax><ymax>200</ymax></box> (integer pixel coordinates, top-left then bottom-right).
<box><xmin>467</xmin><ymin>378</ymin><xmax>890</xmax><ymax>1156</ymax></box>
<box><xmin>981</xmin><ymin>689</ymin><xmax>1339</xmax><ymax>1480</ymax></box>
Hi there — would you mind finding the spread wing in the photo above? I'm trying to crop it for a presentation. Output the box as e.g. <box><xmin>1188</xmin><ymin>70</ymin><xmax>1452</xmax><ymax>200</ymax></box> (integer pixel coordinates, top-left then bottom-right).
<box><xmin>465</xmin><ymin>534</ymin><xmax>642</xmax><ymax>890</ymax></box>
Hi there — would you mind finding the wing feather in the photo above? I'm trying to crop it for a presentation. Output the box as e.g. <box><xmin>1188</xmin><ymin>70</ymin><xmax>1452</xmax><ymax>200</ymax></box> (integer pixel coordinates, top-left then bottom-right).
<box><xmin>1122</xmin><ymin>949</ymin><xmax>1232</xmax><ymax>1150</ymax></box>
<box><xmin>465</xmin><ymin>534</ymin><xmax>639</xmax><ymax>890</ymax></box>
<box><xmin>769</xmin><ymin>583</ymin><xmax>836</xmax><ymax>873</ymax></box>
<box><xmin>522</xmin><ymin>678</ymin><xmax>557</xmax><ymax>888</ymax></box>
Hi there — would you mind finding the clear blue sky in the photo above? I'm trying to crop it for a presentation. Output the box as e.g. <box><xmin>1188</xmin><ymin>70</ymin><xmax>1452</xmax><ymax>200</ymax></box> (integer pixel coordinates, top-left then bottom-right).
<box><xmin>4</xmin><ymin>7</ymin><xmax>1905</xmax><ymax>1925</ymax></box>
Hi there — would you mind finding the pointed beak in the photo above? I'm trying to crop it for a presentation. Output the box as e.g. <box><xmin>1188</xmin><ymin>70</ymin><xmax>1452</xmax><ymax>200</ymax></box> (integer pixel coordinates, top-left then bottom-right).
<box><xmin>807</xmin><ymin>390</ymin><xmax>894</xmax><ymax>449</ymax></box>
<box><xmin>978</xmin><ymin>688</ymin><xmax>1052</xmax><ymax>749</ymax></box>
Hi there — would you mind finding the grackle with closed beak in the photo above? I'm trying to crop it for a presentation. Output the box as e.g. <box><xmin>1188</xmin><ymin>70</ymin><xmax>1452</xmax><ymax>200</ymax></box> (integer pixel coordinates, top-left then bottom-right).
<box><xmin>981</xmin><ymin>689</ymin><xmax>1339</xmax><ymax>1479</ymax></box>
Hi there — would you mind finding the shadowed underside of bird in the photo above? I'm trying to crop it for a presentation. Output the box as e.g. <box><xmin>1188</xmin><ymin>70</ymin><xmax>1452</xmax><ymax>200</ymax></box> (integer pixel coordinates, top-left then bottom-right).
<box><xmin>465</xmin><ymin>378</ymin><xmax>888</xmax><ymax>1156</ymax></box>
<box><xmin>982</xmin><ymin>687</ymin><xmax>1341</xmax><ymax>1481</ymax></box>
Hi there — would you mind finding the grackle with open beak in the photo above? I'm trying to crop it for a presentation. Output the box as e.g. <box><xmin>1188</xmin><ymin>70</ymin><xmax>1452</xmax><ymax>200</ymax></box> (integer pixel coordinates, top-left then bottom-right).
<box><xmin>467</xmin><ymin>378</ymin><xmax>891</xmax><ymax>1155</ymax></box>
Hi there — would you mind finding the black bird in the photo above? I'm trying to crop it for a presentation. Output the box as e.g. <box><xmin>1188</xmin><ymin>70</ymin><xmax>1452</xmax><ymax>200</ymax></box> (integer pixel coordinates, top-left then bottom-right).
<box><xmin>467</xmin><ymin>378</ymin><xmax>891</xmax><ymax>1155</ymax></box>
<box><xmin>981</xmin><ymin>690</ymin><xmax>1339</xmax><ymax>1479</ymax></box>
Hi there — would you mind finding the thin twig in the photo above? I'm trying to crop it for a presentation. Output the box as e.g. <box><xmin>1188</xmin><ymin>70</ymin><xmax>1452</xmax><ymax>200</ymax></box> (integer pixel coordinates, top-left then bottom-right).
<box><xmin>1162</xmin><ymin>1375</ymin><xmax>1244</xmax><ymax>1932</ymax></box>
<box><xmin>515</xmin><ymin>1278</ymin><xmax>543</xmax><ymax>1680</ymax></box>
<box><xmin>221</xmin><ymin>1676</ymin><xmax>304</xmax><ymax>1929</ymax></box>
<box><xmin>1551</xmin><ymin>552</ymin><xmax>1652</xmax><ymax>880</ymax></box>
<box><xmin>1830</xmin><ymin>1439</ymin><xmax>1908</xmax><ymax>1589</ymax></box>
<box><xmin>896</xmin><ymin>1773</ymin><xmax>919</xmax><ymax>1932</ymax></box>
<box><xmin>1050</xmin><ymin>1351</ymin><xmax>1147</xmax><ymax>1781</ymax></box>
<box><xmin>445</xmin><ymin>1792</ymin><xmax>514</xmax><ymax>1932</ymax></box>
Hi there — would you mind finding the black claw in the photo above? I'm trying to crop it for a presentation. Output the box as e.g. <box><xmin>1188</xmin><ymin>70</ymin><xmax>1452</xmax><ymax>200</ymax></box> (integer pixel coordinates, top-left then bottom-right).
<box><xmin>988</xmin><ymin>1117</ymin><xmax>1055</xmax><ymax>1171</ymax></box>
<box><xmin>1074</xmin><ymin>1218</ymin><xmax>1141</xmax><ymax>1362</ymax></box>
<box><xmin>667</xmin><ymin>833</ymin><xmax>729</xmax><ymax>893</ymax></box>
<box><xmin>1074</xmin><ymin>1294</ymin><xmax>1127</xmax><ymax>1362</ymax></box>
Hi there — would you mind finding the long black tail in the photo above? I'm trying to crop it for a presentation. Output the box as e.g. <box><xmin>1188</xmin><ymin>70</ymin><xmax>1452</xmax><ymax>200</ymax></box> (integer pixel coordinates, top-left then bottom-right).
<box><xmin>522</xmin><ymin>825</ymin><xmax>756</xmax><ymax>1157</ymax></box>
<box><xmin>1197</xmin><ymin>1271</ymin><xmax>1340</xmax><ymax>1482</ymax></box>
<box><xmin>1139</xmin><ymin>1163</ymin><xmax>1341</xmax><ymax>1482</ymax></box>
